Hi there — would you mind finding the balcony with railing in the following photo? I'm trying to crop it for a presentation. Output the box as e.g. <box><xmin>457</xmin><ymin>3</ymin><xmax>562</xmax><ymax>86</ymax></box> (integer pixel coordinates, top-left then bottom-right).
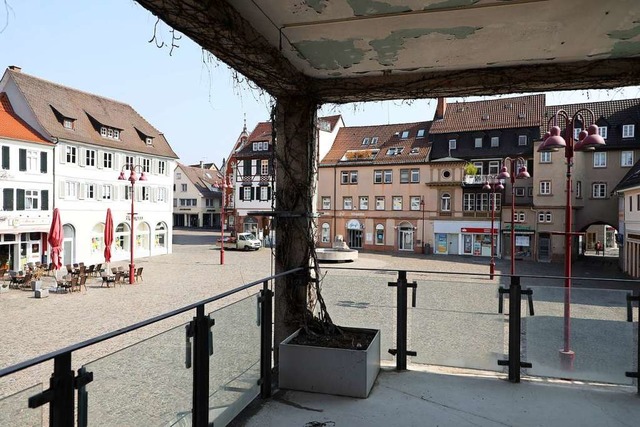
<box><xmin>1</xmin><ymin>267</ymin><xmax>638</xmax><ymax>426</ymax></box>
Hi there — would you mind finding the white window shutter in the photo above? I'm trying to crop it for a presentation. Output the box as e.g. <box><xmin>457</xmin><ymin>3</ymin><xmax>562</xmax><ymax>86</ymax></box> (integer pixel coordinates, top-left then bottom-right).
<box><xmin>115</xmin><ymin>153</ymin><xmax>122</xmax><ymax>170</ymax></box>
<box><xmin>79</xmin><ymin>148</ymin><xmax>86</xmax><ymax>167</ymax></box>
<box><xmin>79</xmin><ymin>183</ymin><xmax>85</xmax><ymax>199</ymax></box>
<box><xmin>151</xmin><ymin>159</ymin><xmax>157</xmax><ymax>175</ymax></box>
<box><xmin>97</xmin><ymin>151</ymin><xmax>104</xmax><ymax>169</ymax></box>
<box><xmin>59</xmin><ymin>145</ymin><xmax>66</xmax><ymax>164</ymax></box>
<box><xmin>59</xmin><ymin>180</ymin><xmax>66</xmax><ymax>199</ymax></box>
<box><xmin>112</xmin><ymin>185</ymin><xmax>118</xmax><ymax>200</ymax></box>
<box><xmin>151</xmin><ymin>187</ymin><xmax>157</xmax><ymax>202</ymax></box>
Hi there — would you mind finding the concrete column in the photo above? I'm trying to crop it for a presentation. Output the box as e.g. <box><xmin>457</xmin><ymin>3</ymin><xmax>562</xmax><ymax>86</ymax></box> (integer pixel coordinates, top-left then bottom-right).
<box><xmin>273</xmin><ymin>96</ymin><xmax>318</xmax><ymax>363</ymax></box>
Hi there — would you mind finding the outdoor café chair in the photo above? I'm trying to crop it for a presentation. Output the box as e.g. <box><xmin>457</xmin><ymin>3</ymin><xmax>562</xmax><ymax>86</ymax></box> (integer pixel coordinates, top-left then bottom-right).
<box><xmin>135</xmin><ymin>267</ymin><xmax>143</xmax><ymax>282</ymax></box>
<box><xmin>101</xmin><ymin>271</ymin><xmax>115</xmax><ymax>288</ymax></box>
<box><xmin>77</xmin><ymin>275</ymin><xmax>88</xmax><ymax>292</ymax></box>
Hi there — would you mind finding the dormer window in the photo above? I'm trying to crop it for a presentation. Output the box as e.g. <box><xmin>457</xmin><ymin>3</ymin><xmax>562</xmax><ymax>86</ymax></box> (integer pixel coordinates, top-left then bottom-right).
<box><xmin>63</xmin><ymin>119</ymin><xmax>74</xmax><ymax>129</ymax></box>
<box><xmin>416</xmin><ymin>129</ymin><xmax>425</xmax><ymax>138</ymax></box>
<box><xmin>371</xmin><ymin>137</ymin><xmax>379</xmax><ymax>145</ymax></box>
<box><xmin>100</xmin><ymin>126</ymin><xmax>120</xmax><ymax>140</ymax></box>
<box><xmin>386</xmin><ymin>147</ymin><xmax>404</xmax><ymax>156</ymax></box>
<box><xmin>401</xmin><ymin>131</ymin><xmax>409</xmax><ymax>139</ymax></box>
<box><xmin>252</xmin><ymin>141</ymin><xmax>269</xmax><ymax>151</ymax></box>
<box><xmin>623</xmin><ymin>124</ymin><xmax>635</xmax><ymax>138</ymax></box>
<box><xmin>409</xmin><ymin>148</ymin><xmax>419</xmax><ymax>155</ymax></box>
<box><xmin>145</xmin><ymin>137</ymin><xmax>153</xmax><ymax>146</ymax></box>
<box><xmin>362</xmin><ymin>137</ymin><xmax>370</xmax><ymax>145</ymax></box>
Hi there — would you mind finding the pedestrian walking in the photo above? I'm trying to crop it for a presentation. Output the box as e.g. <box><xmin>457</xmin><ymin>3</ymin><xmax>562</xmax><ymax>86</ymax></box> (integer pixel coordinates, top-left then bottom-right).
<box><xmin>595</xmin><ymin>241</ymin><xmax>602</xmax><ymax>255</ymax></box>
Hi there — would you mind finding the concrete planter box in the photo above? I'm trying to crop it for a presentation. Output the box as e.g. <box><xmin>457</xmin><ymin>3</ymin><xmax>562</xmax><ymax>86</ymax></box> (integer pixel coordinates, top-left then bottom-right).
<box><xmin>31</xmin><ymin>280</ymin><xmax>42</xmax><ymax>291</ymax></box>
<box><xmin>279</xmin><ymin>327</ymin><xmax>380</xmax><ymax>398</ymax></box>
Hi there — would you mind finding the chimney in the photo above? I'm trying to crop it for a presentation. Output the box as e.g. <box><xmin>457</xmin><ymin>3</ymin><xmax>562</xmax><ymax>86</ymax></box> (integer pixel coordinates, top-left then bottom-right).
<box><xmin>435</xmin><ymin>97</ymin><xmax>447</xmax><ymax>120</ymax></box>
<box><xmin>200</xmin><ymin>160</ymin><xmax>204</xmax><ymax>169</ymax></box>
<box><xmin>8</xmin><ymin>66</ymin><xmax>21</xmax><ymax>72</ymax></box>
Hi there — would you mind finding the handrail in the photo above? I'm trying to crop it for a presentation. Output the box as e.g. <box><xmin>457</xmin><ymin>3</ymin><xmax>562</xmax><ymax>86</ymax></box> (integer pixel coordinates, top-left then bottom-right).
<box><xmin>0</xmin><ymin>267</ymin><xmax>304</xmax><ymax>378</ymax></box>
<box><xmin>321</xmin><ymin>266</ymin><xmax>638</xmax><ymax>284</ymax></box>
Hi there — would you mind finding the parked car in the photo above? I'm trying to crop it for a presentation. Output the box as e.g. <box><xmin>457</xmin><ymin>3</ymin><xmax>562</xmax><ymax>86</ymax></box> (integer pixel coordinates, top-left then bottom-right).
<box><xmin>217</xmin><ymin>233</ymin><xmax>262</xmax><ymax>250</ymax></box>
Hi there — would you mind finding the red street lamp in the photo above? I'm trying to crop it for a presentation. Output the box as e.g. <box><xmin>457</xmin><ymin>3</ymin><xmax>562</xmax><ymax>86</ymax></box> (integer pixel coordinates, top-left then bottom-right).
<box><xmin>497</xmin><ymin>157</ymin><xmax>530</xmax><ymax>276</ymax></box>
<box><xmin>538</xmin><ymin>109</ymin><xmax>605</xmax><ymax>369</ymax></box>
<box><xmin>215</xmin><ymin>176</ymin><xmax>232</xmax><ymax>265</ymax></box>
<box><xmin>420</xmin><ymin>197</ymin><xmax>425</xmax><ymax>254</ymax></box>
<box><xmin>118</xmin><ymin>164</ymin><xmax>147</xmax><ymax>284</ymax></box>
<box><xmin>483</xmin><ymin>177</ymin><xmax>504</xmax><ymax>279</ymax></box>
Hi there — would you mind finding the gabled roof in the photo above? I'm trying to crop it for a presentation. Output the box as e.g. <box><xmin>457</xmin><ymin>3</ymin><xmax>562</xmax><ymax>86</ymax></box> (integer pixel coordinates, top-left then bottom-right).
<box><xmin>176</xmin><ymin>162</ymin><xmax>221</xmax><ymax>197</ymax></box>
<box><xmin>0</xmin><ymin>92</ymin><xmax>50</xmax><ymax>145</ymax></box>
<box><xmin>247</xmin><ymin>121</ymin><xmax>273</xmax><ymax>143</ymax></box>
<box><xmin>544</xmin><ymin>98</ymin><xmax>640</xmax><ymax>149</ymax></box>
<box><xmin>5</xmin><ymin>68</ymin><xmax>178</xmax><ymax>158</ymax></box>
<box><xmin>321</xmin><ymin>121</ymin><xmax>432</xmax><ymax>165</ymax></box>
<box><xmin>430</xmin><ymin>94</ymin><xmax>545</xmax><ymax>134</ymax></box>
<box><xmin>613</xmin><ymin>159</ymin><xmax>640</xmax><ymax>193</ymax></box>
<box><xmin>318</xmin><ymin>115</ymin><xmax>342</xmax><ymax>132</ymax></box>
<box><xmin>188</xmin><ymin>162</ymin><xmax>218</xmax><ymax>170</ymax></box>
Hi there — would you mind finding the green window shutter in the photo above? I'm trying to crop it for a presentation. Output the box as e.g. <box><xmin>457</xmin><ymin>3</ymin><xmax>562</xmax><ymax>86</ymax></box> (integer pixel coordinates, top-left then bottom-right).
<box><xmin>16</xmin><ymin>189</ymin><xmax>25</xmax><ymax>210</ymax></box>
<box><xmin>1</xmin><ymin>146</ymin><xmax>9</xmax><ymax>169</ymax></box>
<box><xmin>41</xmin><ymin>190</ymin><xmax>49</xmax><ymax>210</ymax></box>
<box><xmin>2</xmin><ymin>188</ymin><xmax>13</xmax><ymax>210</ymax></box>
<box><xmin>40</xmin><ymin>152</ymin><xmax>48</xmax><ymax>173</ymax></box>
<box><xmin>19</xmin><ymin>149</ymin><xmax>26</xmax><ymax>171</ymax></box>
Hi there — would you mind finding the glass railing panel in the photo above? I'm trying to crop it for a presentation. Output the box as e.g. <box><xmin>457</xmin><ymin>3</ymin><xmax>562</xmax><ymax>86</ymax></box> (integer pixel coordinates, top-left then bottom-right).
<box><xmin>208</xmin><ymin>294</ymin><xmax>260</xmax><ymax>426</ymax></box>
<box><xmin>524</xmin><ymin>286</ymin><xmax>634</xmax><ymax>384</ymax></box>
<box><xmin>83</xmin><ymin>323</ymin><xmax>192</xmax><ymax>426</ymax></box>
<box><xmin>0</xmin><ymin>383</ymin><xmax>42</xmax><ymax>427</ymax></box>
<box><xmin>410</xmin><ymin>277</ymin><xmax>504</xmax><ymax>372</ymax></box>
<box><xmin>321</xmin><ymin>269</ymin><xmax>396</xmax><ymax>361</ymax></box>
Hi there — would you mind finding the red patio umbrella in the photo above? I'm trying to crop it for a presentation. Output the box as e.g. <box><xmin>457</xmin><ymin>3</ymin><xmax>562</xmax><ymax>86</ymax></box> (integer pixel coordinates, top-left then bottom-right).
<box><xmin>104</xmin><ymin>208</ymin><xmax>114</xmax><ymax>263</ymax></box>
<box><xmin>47</xmin><ymin>208</ymin><xmax>63</xmax><ymax>270</ymax></box>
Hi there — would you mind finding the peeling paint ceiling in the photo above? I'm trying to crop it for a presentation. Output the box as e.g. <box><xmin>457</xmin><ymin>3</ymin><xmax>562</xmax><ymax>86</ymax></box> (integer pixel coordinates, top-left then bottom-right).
<box><xmin>136</xmin><ymin>0</ymin><xmax>640</xmax><ymax>102</ymax></box>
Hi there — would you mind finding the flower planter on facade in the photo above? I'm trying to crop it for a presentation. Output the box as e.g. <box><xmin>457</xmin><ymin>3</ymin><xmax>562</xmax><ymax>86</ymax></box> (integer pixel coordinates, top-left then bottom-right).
<box><xmin>279</xmin><ymin>327</ymin><xmax>380</xmax><ymax>398</ymax></box>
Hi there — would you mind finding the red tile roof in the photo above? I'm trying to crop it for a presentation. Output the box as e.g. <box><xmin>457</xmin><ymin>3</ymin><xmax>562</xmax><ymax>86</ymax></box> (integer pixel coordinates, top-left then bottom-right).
<box><xmin>0</xmin><ymin>92</ymin><xmax>50</xmax><ymax>144</ymax></box>
<box><xmin>430</xmin><ymin>94</ymin><xmax>545</xmax><ymax>134</ymax></box>
<box><xmin>321</xmin><ymin>121</ymin><xmax>432</xmax><ymax>165</ymax></box>
<box><xmin>177</xmin><ymin>162</ymin><xmax>221</xmax><ymax>197</ymax></box>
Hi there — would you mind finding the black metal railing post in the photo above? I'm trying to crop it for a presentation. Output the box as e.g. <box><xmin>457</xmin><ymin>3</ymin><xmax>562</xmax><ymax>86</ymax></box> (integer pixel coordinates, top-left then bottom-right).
<box><xmin>259</xmin><ymin>280</ymin><xmax>274</xmax><ymax>398</ymax></box>
<box><xmin>192</xmin><ymin>304</ymin><xmax>213</xmax><ymax>427</ymax></box>
<box><xmin>625</xmin><ymin>293</ymin><xmax>639</xmax><ymax>394</ymax></box>
<box><xmin>388</xmin><ymin>270</ymin><xmax>417</xmax><ymax>371</ymax></box>
<box><xmin>498</xmin><ymin>275</ymin><xmax>531</xmax><ymax>382</ymax></box>
<box><xmin>28</xmin><ymin>352</ymin><xmax>75</xmax><ymax>427</ymax></box>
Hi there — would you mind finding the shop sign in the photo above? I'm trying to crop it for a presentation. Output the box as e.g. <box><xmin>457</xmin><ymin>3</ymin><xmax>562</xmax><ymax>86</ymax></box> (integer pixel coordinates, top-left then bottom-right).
<box><xmin>461</xmin><ymin>227</ymin><xmax>496</xmax><ymax>234</ymax></box>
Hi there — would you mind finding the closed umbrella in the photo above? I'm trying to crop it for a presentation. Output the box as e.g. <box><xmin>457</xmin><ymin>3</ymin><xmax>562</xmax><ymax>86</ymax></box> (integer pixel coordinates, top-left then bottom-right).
<box><xmin>104</xmin><ymin>208</ymin><xmax>114</xmax><ymax>265</ymax></box>
<box><xmin>47</xmin><ymin>208</ymin><xmax>63</xmax><ymax>279</ymax></box>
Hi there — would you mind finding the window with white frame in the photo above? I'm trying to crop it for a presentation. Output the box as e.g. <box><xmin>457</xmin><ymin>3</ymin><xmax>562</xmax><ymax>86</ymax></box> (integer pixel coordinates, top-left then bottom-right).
<box><xmin>176</xmin><ymin>172</ymin><xmax>181</xmax><ymax>179</ymax></box>
<box><xmin>392</xmin><ymin>196</ymin><xmax>402</xmax><ymax>211</ymax></box>
<box><xmin>488</xmin><ymin>160</ymin><xmax>500</xmax><ymax>175</ymax></box>
<box><xmin>343</xmin><ymin>196</ymin><xmax>353</xmax><ymax>210</ymax></box>
<box><xmin>540</xmin><ymin>151</ymin><xmax>551</xmax><ymax>163</ymax></box>
<box><xmin>576</xmin><ymin>181</ymin><xmax>582</xmax><ymax>198</ymax></box>
<box><xmin>449</xmin><ymin>139</ymin><xmax>457</xmax><ymax>150</ymax></box>
<box><xmin>410</xmin><ymin>196</ymin><xmax>421</xmax><ymax>211</ymax></box>
<box><xmin>546</xmin><ymin>212</ymin><xmax>552</xmax><ymax>222</ymax></box>
<box><xmin>103</xmin><ymin>152</ymin><xmax>113</xmax><ymax>169</ymax></box>
<box><xmin>599</xmin><ymin>126</ymin><xmax>608</xmax><ymax>139</ymax></box>
<box><xmin>400</xmin><ymin>169</ymin><xmax>410</xmax><ymax>183</ymax></box>
<box><xmin>376</xmin><ymin>196</ymin><xmax>385</xmax><ymax>210</ymax></box>
<box><xmin>181</xmin><ymin>183</ymin><xmax>187</xmax><ymax>192</ymax></box>
<box><xmin>25</xmin><ymin>190</ymin><xmax>39</xmax><ymax>210</ymax></box>
<box><xmin>322</xmin><ymin>197</ymin><xmax>331</xmax><ymax>210</ymax></box>
<box><xmin>102</xmin><ymin>185</ymin><xmax>112</xmax><ymax>200</ymax></box>
<box><xmin>473</xmin><ymin>162</ymin><xmax>484</xmax><ymax>175</ymax></box>
<box><xmin>85</xmin><ymin>184</ymin><xmax>95</xmax><ymax>199</ymax></box>
<box><xmin>350</xmin><ymin>171</ymin><xmax>358</xmax><ymax>184</ymax></box>
<box><xmin>383</xmin><ymin>170</ymin><xmax>392</xmax><ymax>183</ymax></box>
<box><xmin>490</xmin><ymin>193</ymin><xmax>502</xmax><ymax>211</ymax></box>
<box><xmin>260</xmin><ymin>186</ymin><xmax>268</xmax><ymax>201</ymax></box>
<box><xmin>538</xmin><ymin>212</ymin><xmax>545</xmax><ymax>223</ymax></box>
<box><xmin>441</xmin><ymin>193</ymin><xmax>451</xmax><ymax>211</ymax></box>
<box><xmin>491</xmin><ymin>136</ymin><xmax>499</xmax><ymax>147</ymax></box>
<box><xmin>592</xmin><ymin>183</ymin><xmax>607</xmax><ymax>198</ymax></box>
<box><xmin>515</xmin><ymin>187</ymin><xmax>525</xmax><ymax>197</ymax></box>
<box><xmin>341</xmin><ymin>171</ymin><xmax>349</xmax><ymax>184</ymax></box>
<box><xmin>464</xmin><ymin>193</ymin><xmax>475</xmax><ymax>211</ymax></box>
<box><xmin>158</xmin><ymin>160</ymin><xmax>166</xmax><ymax>175</ymax></box>
<box><xmin>65</xmin><ymin>181</ymin><xmax>79</xmax><ymax>198</ymax></box>
<box><xmin>623</xmin><ymin>124</ymin><xmax>635</xmax><ymax>138</ymax></box>
<box><xmin>401</xmin><ymin>131</ymin><xmax>409</xmax><ymax>138</ymax></box>
<box><xmin>27</xmin><ymin>150</ymin><xmax>38</xmax><ymax>171</ymax></box>
<box><xmin>540</xmin><ymin>181</ymin><xmax>551</xmax><ymax>195</ymax></box>
<box><xmin>66</xmin><ymin>146</ymin><xmax>77</xmax><ymax>164</ymax></box>
<box><xmin>124</xmin><ymin>186</ymin><xmax>132</xmax><ymax>200</ymax></box>
<box><xmin>359</xmin><ymin>196</ymin><xmax>368</xmax><ymax>210</ymax></box>
<box><xmin>476</xmin><ymin>193</ymin><xmax>488</xmax><ymax>211</ymax></box>
<box><xmin>63</xmin><ymin>118</ymin><xmax>74</xmax><ymax>129</ymax></box>
<box><xmin>622</xmin><ymin>151</ymin><xmax>634</xmax><ymax>167</ymax></box>
<box><xmin>519</xmin><ymin>212</ymin><xmax>525</xmax><ymax>222</ymax></box>
<box><xmin>518</xmin><ymin>135</ymin><xmax>527</xmax><ymax>146</ymax></box>
<box><xmin>416</xmin><ymin>129</ymin><xmax>425</xmax><ymax>138</ymax></box>
<box><xmin>243</xmin><ymin>187</ymin><xmax>251</xmax><ymax>201</ymax></box>
<box><xmin>514</xmin><ymin>211</ymin><xmax>525</xmax><ymax>222</ymax></box>
<box><xmin>86</xmin><ymin>149</ymin><xmax>96</xmax><ymax>167</ymax></box>
<box><xmin>593</xmin><ymin>152</ymin><xmax>607</xmax><ymax>168</ymax></box>
<box><xmin>411</xmin><ymin>169</ymin><xmax>420</xmax><ymax>183</ymax></box>
<box><xmin>573</xmin><ymin>127</ymin><xmax>582</xmax><ymax>140</ymax></box>
<box><xmin>142</xmin><ymin>158</ymin><xmax>150</xmax><ymax>173</ymax></box>
<box><xmin>474</xmin><ymin>137</ymin><xmax>482</xmax><ymax>148</ymax></box>
<box><xmin>125</xmin><ymin>156</ymin><xmax>134</xmax><ymax>169</ymax></box>
<box><xmin>261</xmin><ymin>159</ymin><xmax>269</xmax><ymax>175</ymax></box>
<box><xmin>321</xmin><ymin>223</ymin><xmax>330</xmax><ymax>243</ymax></box>
<box><xmin>362</xmin><ymin>137</ymin><xmax>370</xmax><ymax>145</ymax></box>
<box><xmin>373</xmin><ymin>170</ymin><xmax>383</xmax><ymax>183</ymax></box>
<box><xmin>141</xmin><ymin>186</ymin><xmax>150</xmax><ymax>201</ymax></box>
<box><xmin>371</xmin><ymin>136</ymin><xmax>379</xmax><ymax>145</ymax></box>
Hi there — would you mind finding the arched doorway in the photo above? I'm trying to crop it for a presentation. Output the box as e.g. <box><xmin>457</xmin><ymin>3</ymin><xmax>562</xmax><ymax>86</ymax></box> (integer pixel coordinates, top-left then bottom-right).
<box><xmin>136</xmin><ymin>222</ymin><xmax>151</xmax><ymax>255</ymax></box>
<box><xmin>155</xmin><ymin>222</ymin><xmax>168</xmax><ymax>252</ymax></box>
<box><xmin>62</xmin><ymin>224</ymin><xmax>75</xmax><ymax>266</ymax></box>
<box><xmin>91</xmin><ymin>223</ymin><xmax>105</xmax><ymax>257</ymax></box>
<box><xmin>346</xmin><ymin>219</ymin><xmax>363</xmax><ymax>248</ymax></box>
<box><xmin>115</xmin><ymin>222</ymin><xmax>130</xmax><ymax>257</ymax></box>
<box><xmin>398</xmin><ymin>221</ymin><xmax>414</xmax><ymax>251</ymax></box>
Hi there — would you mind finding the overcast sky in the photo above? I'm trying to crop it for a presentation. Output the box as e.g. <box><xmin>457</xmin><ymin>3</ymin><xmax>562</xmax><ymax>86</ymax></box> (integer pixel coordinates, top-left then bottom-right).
<box><xmin>3</xmin><ymin>0</ymin><xmax>640</xmax><ymax>167</ymax></box>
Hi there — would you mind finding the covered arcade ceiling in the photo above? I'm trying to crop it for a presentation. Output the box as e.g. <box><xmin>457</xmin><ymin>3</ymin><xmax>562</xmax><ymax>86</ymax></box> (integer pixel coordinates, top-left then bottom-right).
<box><xmin>137</xmin><ymin>0</ymin><xmax>640</xmax><ymax>102</ymax></box>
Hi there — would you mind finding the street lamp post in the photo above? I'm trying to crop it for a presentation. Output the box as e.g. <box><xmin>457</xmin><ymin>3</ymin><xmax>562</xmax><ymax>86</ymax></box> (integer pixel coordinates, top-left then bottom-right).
<box><xmin>538</xmin><ymin>110</ymin><xmax>605</xmax><ymax>369</ymax></box>
<box><xmin>215</xmin><ymin>176</ymin><xmax>231</xmax><ymax>265</ymax></box>
<box><xmin>498</xmin><ymin>157</ymin><xmax>530</xmax><ymax>276</ymax></box>
<box><xmin>118</xmin><ymin>165</ymin><xmax>147</xmax><ymax>285</ymax></box>
<box><xmin>483</xmin><ymin>177</ymin><xmax>504</xmax><ymax>279</ymax></box>
<box><xmin>420</xmin><ymin>198</ymin><xmax>425</xmax><ymax>254</ymax></box>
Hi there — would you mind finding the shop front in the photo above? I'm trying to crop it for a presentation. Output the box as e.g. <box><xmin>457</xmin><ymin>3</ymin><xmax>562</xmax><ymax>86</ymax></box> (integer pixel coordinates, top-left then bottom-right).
<box><xmin>433</xmin><ymin>220</ymin><xmax>498</xmax><ymax>257</ymax></box>
<box><xmin>503</xmin><ymin>225</ymin><xmax>534</xmax><ymax>260</ymax></box>
<box><xmin>460</xmin><ymin>226</ymin><xmax>498</xmax><ymax>257</ymax></box>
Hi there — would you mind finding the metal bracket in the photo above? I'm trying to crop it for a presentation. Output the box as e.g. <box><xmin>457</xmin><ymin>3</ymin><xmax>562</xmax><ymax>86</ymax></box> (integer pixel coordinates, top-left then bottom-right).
<box><xmin>498</xmin><ymin>287</ymin><xmax>534</xmax><ymax>316</ymax></box>
<box><xmin>498</xmin><ymin>359</ymin><xmax>532</xmax><ymax>369</ymax></box>
<box><xmin>388</xmin><ymin>280</ymin><xmax>417</xmax><ymax>308</ymax></box>
<box><xmin>185</xmin><ymin>322</ymin><xmax>194</xmax><ymax>369</ymax></box>
<box><xmin>388</xmin><ymin>349</ymin><xmax>417</xmax><ymax>357</ymax></box>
